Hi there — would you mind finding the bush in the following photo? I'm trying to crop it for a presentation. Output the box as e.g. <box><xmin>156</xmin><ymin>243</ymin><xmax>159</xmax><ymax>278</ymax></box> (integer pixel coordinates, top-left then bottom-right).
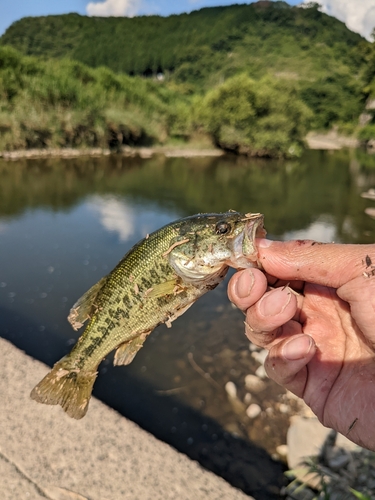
<box><xmin>0</xmin><ymin>46</ymin><xmax>190</xmax><ymax>151</ymax></box>
<box><xmin>358</xmin><ymin>124</ymin><xmax>375</xmax><ymax>143</ymax></box>
<box><xmin>196</xmin><ymin>73</ymin><xmax>312</xmax><ymax>157</ymax></box>
<box><xmin>300</xmin><ymin>70</ymin><xmax>364</xmax><ymax>129</ymax></box>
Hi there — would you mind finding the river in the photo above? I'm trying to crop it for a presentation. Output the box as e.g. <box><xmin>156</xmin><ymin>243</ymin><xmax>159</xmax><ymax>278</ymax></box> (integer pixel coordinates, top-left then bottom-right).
<box><xmin>0</xmin><ymin>149</ymin><xmax>374</xmax><ymax>499</ymax></box>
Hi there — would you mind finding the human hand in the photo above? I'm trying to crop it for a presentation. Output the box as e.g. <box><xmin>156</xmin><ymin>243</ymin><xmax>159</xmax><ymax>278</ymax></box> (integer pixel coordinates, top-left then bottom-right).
<box><xmin>228</xmin><ymin>239</ymin><xmax>375</xmax><ymax>450</ymax></box>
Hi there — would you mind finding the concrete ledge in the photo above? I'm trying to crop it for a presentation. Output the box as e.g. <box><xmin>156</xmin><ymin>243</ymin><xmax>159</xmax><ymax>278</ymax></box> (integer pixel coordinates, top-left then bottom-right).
<box><xmin>0</xmin><ymin>338</ymin><xmax>252</xmax><ymax>500</ymax></box>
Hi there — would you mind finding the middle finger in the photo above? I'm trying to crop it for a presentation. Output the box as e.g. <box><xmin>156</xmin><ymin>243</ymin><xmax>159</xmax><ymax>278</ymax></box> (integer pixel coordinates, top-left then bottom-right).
<box><xmin>244</xmin><ymin>286</ymin><xmax>300</xmax><ymax>347</ymax></box>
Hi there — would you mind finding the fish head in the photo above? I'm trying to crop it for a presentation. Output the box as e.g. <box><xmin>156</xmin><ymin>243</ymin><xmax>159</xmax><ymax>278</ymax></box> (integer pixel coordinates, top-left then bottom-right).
<box><xmin>168</xmin><ymin>211</ymin><xmax>266</xmax><ymax>284</ymax></box>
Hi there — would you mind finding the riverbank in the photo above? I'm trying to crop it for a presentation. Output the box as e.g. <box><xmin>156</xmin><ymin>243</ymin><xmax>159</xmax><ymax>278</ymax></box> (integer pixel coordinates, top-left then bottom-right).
<box><xmin>0</xmin><ymin>337</ymin><xmax>251</xmax><ymax>500</ymax></box>
<box><xmin>306</xmin><ymin>131</ymin><xmax>360</xmax><ymax>150</ymax></box>
<box><xmin>0</xmin><ymin>130</ymin><xmax>362</xmax><ymax>161</ymax></box>
<box><xmin>0</xmin><ymin>146</ymin><xmax>225</xmax><ymax>160</ymax></box>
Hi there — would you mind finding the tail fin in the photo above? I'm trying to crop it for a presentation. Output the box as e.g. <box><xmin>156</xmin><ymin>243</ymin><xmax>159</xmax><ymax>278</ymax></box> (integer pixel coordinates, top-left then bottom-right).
<box><xmin>30</xmin><ymin>359</ymin><xmax>98</xmax><ymax>419</ymax></box>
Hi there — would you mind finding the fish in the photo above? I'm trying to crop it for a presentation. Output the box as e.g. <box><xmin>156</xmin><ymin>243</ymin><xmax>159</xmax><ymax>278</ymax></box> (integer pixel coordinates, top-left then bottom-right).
<box><xmin>30</xmin><ymin>211</ymin><xmax>266</xmax><ymax>419</ymax></box>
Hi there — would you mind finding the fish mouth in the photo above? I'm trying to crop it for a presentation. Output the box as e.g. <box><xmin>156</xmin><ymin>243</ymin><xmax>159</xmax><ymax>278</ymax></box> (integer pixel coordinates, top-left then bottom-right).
<box><xmin>229</xmin><ymin>213</ymin><xmax>266</xmax><ymax>269</ymax></box>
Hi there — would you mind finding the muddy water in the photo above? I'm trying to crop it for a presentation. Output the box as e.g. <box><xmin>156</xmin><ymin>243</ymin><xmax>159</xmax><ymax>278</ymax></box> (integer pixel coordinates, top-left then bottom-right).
<box><xmin>0</xmin><ymin>150</ymin><xmax>374</xmax><ymax>499</ymax></box>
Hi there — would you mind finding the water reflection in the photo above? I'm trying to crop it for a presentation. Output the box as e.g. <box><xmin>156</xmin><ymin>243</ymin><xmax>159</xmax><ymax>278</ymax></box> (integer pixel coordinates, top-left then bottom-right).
<box><xmin>0</xmin><ymin>150</ymin><xmax>374</xmax><ymax>241</ymax></box>
<box><xmin>0</xmin><ymin>150</ymin><xmax>374</xmax><ymax>498</ymax></box>
<box><xmin>283</xmin><ymin>216</ymin><xmax>337</xmax><ymax>242</ymax></box>
<box><xmin>88</xmin><ymin>195</ymin><xmax>136</xmax><ymax>241</ymax></box>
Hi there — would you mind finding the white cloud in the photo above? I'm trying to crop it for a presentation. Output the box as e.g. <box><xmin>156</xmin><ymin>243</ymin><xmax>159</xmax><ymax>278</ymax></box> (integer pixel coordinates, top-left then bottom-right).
<box><xmin>304</xmin><ymin>0</ymin><xmax>375</xmax><ymax>40</ymax></box>
<box><xmin>86</xmin><ymin>0</ymin><xmax>142</xmax><ymax>17</ymax></box>
<box><xmin>88</xmin><ymin>196</ymin><xmax>135</xmax><ymax>241</ymax></box>
<box><xmin>85</xmin><ymin>1</ymin><xmax>375</xmax><ymax>38</ymax></box>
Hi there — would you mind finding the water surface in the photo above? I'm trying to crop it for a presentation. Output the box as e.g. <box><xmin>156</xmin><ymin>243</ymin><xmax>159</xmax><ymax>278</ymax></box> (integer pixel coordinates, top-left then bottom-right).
<box><xmin>1</xmin><ymin>150</ymin><xmax>374</xmax><ymax>499</ymax></box>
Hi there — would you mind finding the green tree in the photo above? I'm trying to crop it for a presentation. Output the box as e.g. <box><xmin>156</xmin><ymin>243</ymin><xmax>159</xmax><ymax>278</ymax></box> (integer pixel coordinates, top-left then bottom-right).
<box><xmin>197</xmin><ymin>74</ymin><xmax>312</xmax><ymax>158</ymax></box>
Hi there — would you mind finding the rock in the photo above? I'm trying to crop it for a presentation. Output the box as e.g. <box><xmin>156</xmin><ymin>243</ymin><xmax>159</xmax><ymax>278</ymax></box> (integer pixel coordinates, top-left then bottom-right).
<box><xmin>282</xmin><ymin>392</ymin><xmax>314</xmax><ymax>417</ymax></box>
<box><xmin>243</xmin><ymin>393</ymin><xmax>252</xmax><ymax>405</ymax></box>
<box><xmin>276</xmin><ymin>444</ymin><xmax>288</xmax><ymax>458</ymax></box>
<box><xmin>255</xmin><ymin>365</ymin><xmax>267</xmax><ymax>379</ymax></box>
<box><xmin>225</xmin><ymin>381</ymin><xmax>237</xmax><ymax>399</ymax></box>
<box><xmin>361</xmin><ymin>188</ymin><xmax>375</xmax><ymax>200</ymax></box>
<box><xmin>282</xmin><ymin>482</ymin><xmax>316</xmax><ymax>500</ymax></box>
<box><xmin>248</xmin><ymin>343</ymin><xmax>259</xmax><ymax>352</ymax></box>
<box><xmin>327</xmin><ymin>453</ymin><xmax>350</xmax><ymax>470</ymax></box>
<box><xmin>359</xmin><ymin>112</ymin><xmax>373</xmax><ymax>126</ymax></box>
<box><xmin>285</xmin><ymin>390</ymin><xmax>300</xmax><ymax>401</ymax></box>
<box><xmin>286</xmin><ymin>416</ymin><xmax>359</xmax><ymax>489</ymax></box>
<box><xmin>246</xmin><ymin>404</ymin><xmax>262</xmax><ymax>419</ymax></box>
<box><xmin>251</xmin><ymin>349</ymin><xmax>268</xmax><ymax>364</ymax></box>
<box><xmin>244</xmin><ymin>374</ymin><xmax>266</xmax><ymax>393</ymax></box>
<box><xmin>278</xmin><ymin>403</ymin><xmax>290</xmax><ymax>414</ymax></box>
<box><xmin>365</xmin><ymin>207</ymin><xmax>375</xmax><ymax>219</ymax></box>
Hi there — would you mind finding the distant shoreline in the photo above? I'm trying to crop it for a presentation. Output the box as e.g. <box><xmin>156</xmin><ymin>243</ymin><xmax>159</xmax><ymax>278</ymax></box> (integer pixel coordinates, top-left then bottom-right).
<box><xmin>0</xmin><ymin>133</ymin><xmax>361</xmax><ymax>161</ymax></box>
<box><xmin>0</xmin><ymin>146</ymin><xmax>225</xmax><ymax>161</ymax></box>
<box><xmin>306</xmin><ymin>131</ymin><xmax>360</xmax><ymax>150</ymax></box>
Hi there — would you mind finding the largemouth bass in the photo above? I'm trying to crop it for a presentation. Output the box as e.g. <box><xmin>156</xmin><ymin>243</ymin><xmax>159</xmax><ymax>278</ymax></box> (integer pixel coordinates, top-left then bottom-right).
<box><xmin>31</xmin><ymin>211</ymin><xmax>266</xmax><ymax>419</ymax></box>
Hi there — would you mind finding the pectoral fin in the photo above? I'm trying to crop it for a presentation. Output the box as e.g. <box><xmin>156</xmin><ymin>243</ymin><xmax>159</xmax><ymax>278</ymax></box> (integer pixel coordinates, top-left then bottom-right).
<box><xmin>68</xmin><ymin>276</ymin><xmax>107</xmax><ymax>330</ymax></box>
<box><xmin>146</xmin><ymin>278</ymin><xmax>185</xmax><ymax>299</ymax></box>
<box><xmin>114</xmin><ymin>331</ymin><xmax>151</xmax><ymax>366</ymax></box>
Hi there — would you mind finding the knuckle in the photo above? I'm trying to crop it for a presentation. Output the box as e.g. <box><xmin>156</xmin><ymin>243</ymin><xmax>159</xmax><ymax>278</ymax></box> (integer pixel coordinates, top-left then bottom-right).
<box><xmin>244</xmin><ymin>321</ymin><xmax>279</xmax><ymax>347</ymax></box>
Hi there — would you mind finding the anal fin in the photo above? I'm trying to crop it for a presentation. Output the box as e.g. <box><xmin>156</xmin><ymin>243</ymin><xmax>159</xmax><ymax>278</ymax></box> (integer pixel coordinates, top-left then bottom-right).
<box><xmin>114</xmin><ymin>331</ymin><xmax>151</xmax><ymax>366</ymax></box>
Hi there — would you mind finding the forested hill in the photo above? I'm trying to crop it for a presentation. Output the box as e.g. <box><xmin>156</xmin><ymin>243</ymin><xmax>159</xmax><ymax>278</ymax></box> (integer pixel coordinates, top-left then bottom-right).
<box><xmin>1</xmin><ymin>2</ymin><xmax>374</xmax><ymax>157</ymax></box>
<box><xmin>0</xmin><ymin>1</ymin><xmax>366</xmax><ymax>89</ymax></box>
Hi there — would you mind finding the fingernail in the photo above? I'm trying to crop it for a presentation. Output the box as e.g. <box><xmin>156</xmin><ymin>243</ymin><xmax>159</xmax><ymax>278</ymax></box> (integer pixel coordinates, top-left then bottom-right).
<box><xmin>257</xmin><ymin>238</ymin><xmax>273</xmax><ymax>248</ymax></box>
<box><xmin>258</xmin><ymin>287</ymin><xmax>291</xmax><ymax>316</ymax></box>
<box><xmin>282</xmin><ymin>335</ymin><xmax>313</xmax><ymax>361</ymax></box>
<box><xmin>235</xmin><ymin>269</ymin><xmax>254</xmax><ymax>298</ymax></box>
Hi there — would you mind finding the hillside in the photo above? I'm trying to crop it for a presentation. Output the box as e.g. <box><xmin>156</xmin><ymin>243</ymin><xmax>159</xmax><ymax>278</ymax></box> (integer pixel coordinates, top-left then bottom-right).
<box><xmin>0</xmin><ymin>2</ymin><xmax>366</xmax><ymax>88</ymax></box>
<box><xmin>0</xmin><ymin>2</ymin><xmax>374</xmax><ymax>156</ymax></box>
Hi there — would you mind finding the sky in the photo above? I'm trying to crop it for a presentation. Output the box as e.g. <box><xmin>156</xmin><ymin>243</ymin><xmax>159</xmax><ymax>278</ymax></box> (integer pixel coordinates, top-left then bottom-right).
<box><xmin>0</xmin><ymin>0</ymin><xmax>374</xmax><ymax>40</ymax></box>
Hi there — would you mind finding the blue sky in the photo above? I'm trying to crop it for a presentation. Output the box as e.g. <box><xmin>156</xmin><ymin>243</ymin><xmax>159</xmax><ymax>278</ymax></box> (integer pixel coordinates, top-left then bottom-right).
<box><xmin>0</xmin><ymin>0</ymin><xmax>373</xmax><ymax>40</ymax></box>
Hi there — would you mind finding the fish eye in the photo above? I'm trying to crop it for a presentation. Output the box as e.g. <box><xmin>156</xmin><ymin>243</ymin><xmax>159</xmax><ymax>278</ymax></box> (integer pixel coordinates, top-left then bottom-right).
<box><xmin>215</xmin><ymin>221</ymin><xmax>231</xmax><ymax>234</ymax></box>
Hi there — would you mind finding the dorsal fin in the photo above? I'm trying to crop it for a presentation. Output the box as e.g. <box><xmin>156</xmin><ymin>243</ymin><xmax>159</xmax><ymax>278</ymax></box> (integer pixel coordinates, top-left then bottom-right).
<box><xmin>68</xmin><ymin>277</ymin><xmax>107</xmax><ymax>330</ymax></box>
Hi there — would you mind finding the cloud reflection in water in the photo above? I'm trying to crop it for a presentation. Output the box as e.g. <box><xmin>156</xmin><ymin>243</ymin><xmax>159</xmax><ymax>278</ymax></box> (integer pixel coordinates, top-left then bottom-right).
<box><xmin>283</xmin><ymin>216</ymin><xmax>338</xmax><ymax>243</ymax></box>
<box><xmin>88</xmin><ymin>195</ymin><xmax>135</xmax><ymax>242</ymax></box>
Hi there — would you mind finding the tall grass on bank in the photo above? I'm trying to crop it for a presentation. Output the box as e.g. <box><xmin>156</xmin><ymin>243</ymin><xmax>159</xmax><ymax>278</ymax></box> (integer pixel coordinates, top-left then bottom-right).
<box><xmin>0</xmin><ymin>46</ymin><xmax>317</xmax><ymax>157</ymax></box>
<box><xmin>0</xmin><ymin>46</ymin><xmax>192</xmax><ymax>151</ymax></box>
<box><xmin>195</xmin><ymin>73</ymin><xmax>312</xmax><ymax>158</ymax></box>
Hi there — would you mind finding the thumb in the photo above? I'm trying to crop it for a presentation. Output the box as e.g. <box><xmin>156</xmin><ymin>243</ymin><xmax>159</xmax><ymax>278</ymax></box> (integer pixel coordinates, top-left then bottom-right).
<box><xmin>257</xmin><ymin>239</ymin><xmax>375</xmax><ymax>288</ymax></box>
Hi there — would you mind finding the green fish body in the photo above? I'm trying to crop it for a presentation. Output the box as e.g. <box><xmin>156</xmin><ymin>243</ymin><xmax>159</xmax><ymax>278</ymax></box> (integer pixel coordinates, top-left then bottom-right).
<box><xmin>31</xmin><ymin>211</ymin><xmax>265</xmax><ymax>418</ymax></box>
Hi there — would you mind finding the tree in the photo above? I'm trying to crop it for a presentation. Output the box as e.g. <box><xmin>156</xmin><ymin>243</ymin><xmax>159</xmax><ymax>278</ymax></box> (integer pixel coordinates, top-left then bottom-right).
<box><xmin>197</xmin><ymin>74</ymin><xmax>312</xmax><ymax>158</ymax></box>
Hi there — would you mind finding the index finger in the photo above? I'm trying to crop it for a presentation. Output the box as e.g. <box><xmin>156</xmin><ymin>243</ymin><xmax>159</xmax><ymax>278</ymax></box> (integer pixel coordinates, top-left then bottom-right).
<box><xmin>257</xmin><ymin>239</ymin><xmax>375</xmax><ymax>288</ymax></box>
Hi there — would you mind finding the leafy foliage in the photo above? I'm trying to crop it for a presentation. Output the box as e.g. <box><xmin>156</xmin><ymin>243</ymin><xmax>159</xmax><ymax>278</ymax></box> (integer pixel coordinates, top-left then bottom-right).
<box><xmin>196</xmin><ymin>74</ymin><xmax>312</xmax><ymax>157</ymax></box>
<box><xmin>1</xmin><ymin>4</ymin><xmax>363</xmax><ymax>82</ymax></box>
<box><xmin>0</xmin><ymin>2</ymin><xmax>373</xmax><ymax>154</ymax></box>
<box><xmin>0</xmin><ymin>46</ymin><xmax>191</xmax><ymax>151</ymax></box>
<box><xmin>0</xmin><ymin>44</ymin><xmax>314</xmax><ymax>156</ymax></box>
